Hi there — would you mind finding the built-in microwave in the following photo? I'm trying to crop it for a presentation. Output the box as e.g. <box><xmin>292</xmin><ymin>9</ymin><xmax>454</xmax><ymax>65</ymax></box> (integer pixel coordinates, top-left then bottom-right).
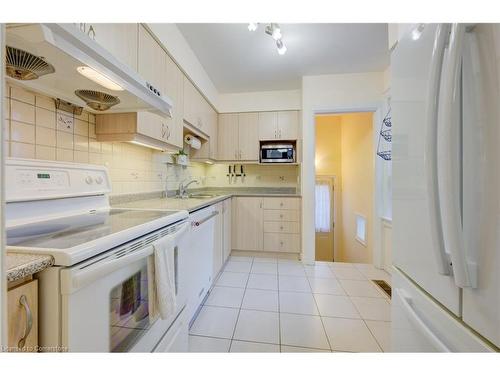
<box><xmin>260</xmin><ymin>143</ymin><xmax>296</xmax><ymax>163</ymax></box>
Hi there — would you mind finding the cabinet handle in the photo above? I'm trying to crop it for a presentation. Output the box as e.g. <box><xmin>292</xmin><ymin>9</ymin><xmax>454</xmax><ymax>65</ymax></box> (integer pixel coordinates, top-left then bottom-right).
<box><xmin>18</xmin><ymin>295</ymin><xmax>33</xmax><ymax>349</ymax></box>
<box><xmin>87</xmin><ymin>24</ymin><xmax>96</xmax><ymax>40</ymax></box>
<box><xmin>274</xmin><ymin>129</ymin><xmax>277</xmax><ymax>139</ymax></box>
<box><xmin>239</xmin><ymin>150</ymin><xmax>242</xmax><ymax>159</ymax></box>
<box><xmin>279</xmin><ymin>129</ymin><xmax>282</xmax><ymax>138</ymax></box>
<box><xmin>280</xmin><ymin>226</ymin><xmax>284</xmax><ymax>230</ymax></box>
<box><xmin>280</xmin><ymin>214</ymin><xmax>283</xmax><ymax>218</ymax></box>
<box><xmin>280</xmin><ymin>202</ymin><xmax>284</xmax><ymax>207</ymax></box>
<box><xmin>280</xmin><ymin>241</ymin><xmax>284</xmax><ymax>247</ymax></box>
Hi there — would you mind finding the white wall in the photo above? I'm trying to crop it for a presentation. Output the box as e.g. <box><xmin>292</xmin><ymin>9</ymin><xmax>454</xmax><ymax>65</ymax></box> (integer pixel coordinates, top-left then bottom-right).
<box><xmin>218</xmin><ymin>89</ymin><xmax>302</xmax><ymax>113</ymax></box>
<box><xmin>147</xmin><ymin>23</ymin><xmax>220</xmax><ymax>109</ymax></box>
<box><xmin>301</xmin><ymin>72</ymin><xmax>384</xmax><ymax>264</ymax></box>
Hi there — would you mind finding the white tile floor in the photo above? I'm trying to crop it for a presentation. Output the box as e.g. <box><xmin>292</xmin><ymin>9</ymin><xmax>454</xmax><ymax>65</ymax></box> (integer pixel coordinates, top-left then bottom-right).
<box><xmin>189</xmin><ymin>256</ymin><xmax>391</xmax><ymax>353</ymax></box>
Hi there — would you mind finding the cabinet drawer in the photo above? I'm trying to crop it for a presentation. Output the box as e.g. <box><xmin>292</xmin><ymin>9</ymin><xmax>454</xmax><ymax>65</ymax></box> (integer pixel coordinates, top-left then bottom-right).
<box><xmin>264</xmin><ymin>221</ymin><xmax>300</xmax><ymax>234</ymax></box>
<box><xmin>264</xmin><ymin>233</ymin><xmax>300</xmax><ymax>253</ymax></box>
<box><xmin>263</xmin><ymin>209</ymin><xmax>300</xmax><ymax>222</ymax></box>
<box><xmin>263</xmin><ymin>197</ymin><xmax>300</xmax><ymax>210</ymax></box>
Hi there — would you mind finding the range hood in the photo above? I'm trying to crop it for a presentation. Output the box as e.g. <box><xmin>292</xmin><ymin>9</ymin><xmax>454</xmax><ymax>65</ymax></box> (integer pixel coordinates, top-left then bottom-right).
<box><xmin>5</xmin><ymin>24</ymin><xmax>172</xmax><ymax>117</ymax></box>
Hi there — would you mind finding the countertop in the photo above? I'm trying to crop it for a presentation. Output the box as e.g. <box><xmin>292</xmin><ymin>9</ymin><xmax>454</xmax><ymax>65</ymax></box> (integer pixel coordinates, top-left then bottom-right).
<box><xmin>114</xmin><ymin>189</ymin><xmax>301</xmax><ymax>213</ymax></box>
<box><xmin>6</xmin><ymin>252</ymin><xmax>54</xmax><ymax>283</ymax></box>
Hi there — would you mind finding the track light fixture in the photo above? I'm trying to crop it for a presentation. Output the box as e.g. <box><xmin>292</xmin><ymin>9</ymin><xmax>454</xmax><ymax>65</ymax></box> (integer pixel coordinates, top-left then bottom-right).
<box><xmin>248</xmin><ymin>23</ymin><xmax>287</xmax><ymax>55</ymax></box>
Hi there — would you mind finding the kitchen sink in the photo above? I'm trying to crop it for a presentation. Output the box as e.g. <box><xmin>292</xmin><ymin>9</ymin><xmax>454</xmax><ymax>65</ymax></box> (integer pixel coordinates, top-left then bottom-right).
<box><xmin>188</xmin><ymin>193</ymin><xmax>219</xmax><ymax>199</ymax></box>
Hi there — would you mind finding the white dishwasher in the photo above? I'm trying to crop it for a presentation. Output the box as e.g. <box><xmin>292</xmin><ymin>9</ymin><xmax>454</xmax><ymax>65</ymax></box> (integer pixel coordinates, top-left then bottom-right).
<box><xmin>186</xmin><ymin>205</ymin><xmax>218</xmax><ymax>324</ymax></box>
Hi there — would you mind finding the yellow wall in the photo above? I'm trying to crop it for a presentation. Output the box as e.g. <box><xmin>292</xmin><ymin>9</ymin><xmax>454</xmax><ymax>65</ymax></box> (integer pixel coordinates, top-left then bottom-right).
<box><xmin>314</xmin><ymin>112</ymin><xmax>374</xmax><ymax>263</ymax></box>
<box><xmin>340</xmin><ymin>113</ymin><xmax>374</xmax><ymax>263</ymax></box>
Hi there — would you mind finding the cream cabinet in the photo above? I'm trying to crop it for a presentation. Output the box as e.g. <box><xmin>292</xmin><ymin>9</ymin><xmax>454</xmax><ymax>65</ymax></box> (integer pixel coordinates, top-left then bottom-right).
<box><xmin>96</xmin><ymin>111</ymin><xmax>180</xmax><ymax>150</ymax></box>
<box><xmin>217</xmin><ymin>114</ymin><xmax>239</xmax><ymax>160</ymax></box>
<box><xmin>238</xmin><ymin>113</ymin><xmax>259</xmax><ymax>160</ymax></box>
<box><xmin>258</xmin><ymin>112</ymin><xmax>278</xmax><ymax>140</ymax></box>
<box><xmin>8</xmin><ymin>280</ymin><xmax>38</xmax><ymax>352</ymax></box>
<box><xmin>183</xmin><ymin>77</ymin><xmax>210</xmax><ymax>132</ymax></box>
<box><xmin>232</xmin><ymin>196</ymin><xmax>301</xmax><ymax>254</ymax></box>
<box><xmin>217</xmin><ymin>113</ymin><xmax>259</xmax><ymax>161</ymax></box>
<box><xmin>222</xmin><ymin>198</ymin><xmax>232</xmax><ymax>262</ymax></box>
<box><xmin>163</xmin><ymin>55</ymin><xmax>184</xmax><ymax>149</ymax></box>
<box><xmin>232</xmin><ymin>197</ymin><xmax>264</xmax><ymax>252</ymax></box>
<box><xmin>259</xmin><ymin>111</ymin><xmax>299</xmax><ymax>141</ymax></box>
<box><xmin>88</xmin><ymin>23</ymin><xmax>138</xmax><ymax>71</ymax></box>
<box><xmin>212</xmin><ymin>202</ymin><xmax>224</xmax><ymax>281</ymax></box>
<box><xmin>138</xmin><ymin>25</ymin><xmax>167</xmax><ymax>97</ymax></box>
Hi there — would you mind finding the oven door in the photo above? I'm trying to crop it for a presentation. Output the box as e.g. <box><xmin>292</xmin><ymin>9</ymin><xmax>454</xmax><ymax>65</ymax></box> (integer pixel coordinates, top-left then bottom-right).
<box><xmin>59</xmin><ymin>221</ymin><xmax>190</xmax><ymax>352</ymax></box>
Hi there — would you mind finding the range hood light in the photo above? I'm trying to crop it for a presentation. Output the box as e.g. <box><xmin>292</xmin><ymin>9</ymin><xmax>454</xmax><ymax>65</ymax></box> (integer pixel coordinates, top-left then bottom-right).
<box><xmin>77</xmin><ymin>66</ymin><xmax>124</xmax><ymax>91</ymax></box>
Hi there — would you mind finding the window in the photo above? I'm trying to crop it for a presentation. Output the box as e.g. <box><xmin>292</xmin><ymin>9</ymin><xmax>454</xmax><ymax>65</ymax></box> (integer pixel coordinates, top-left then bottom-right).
<box><xmin>315</xmin><ymin>181</ymin><xmax>332</xmax><ymax>233</ymax></box>
<box><xmin>355</xmin><ymin>214</ymin><xmax>367</xmax><ymax>245</ymax></box>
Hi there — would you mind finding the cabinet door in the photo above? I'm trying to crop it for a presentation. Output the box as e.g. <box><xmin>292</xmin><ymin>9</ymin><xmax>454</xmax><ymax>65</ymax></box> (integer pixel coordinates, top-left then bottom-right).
<box><xmin>232</xmin><ymin>197</ymin><xmax>263</xmax><ymax>251</ymax></box>
<box><xmin>277</xmin><ymin>111</ymin><xmax>298</xmax><ymax>140</ymax></box>
<box><xmin>238</xmin><ymin>113</ymin><xmax>259</xmax><ymax>161</ymax></box>
<box><xmin>8</xmin><ymin>280</ymin><xmax>38</xmax><ymax>352</ymax></box>
<box><xmin>183</xmin><ymin>78</ymin><xmax>205</xmax><ymax>131</ymax></box>
<box><xmin>217</xmin><ymin>114</ymin><xmax>239</xmax><ymax>160</ymax></box>
<box><xmin>138</xmin><ymin>25</ymin><xmax>166</xmax><ymax>96</ymax></box>
<box><xmin>91</xmin><ymin>24</ymin><xmax>138</xmax><ymax>71</ymax></box>
<box><xmin>208</xmin><ymin>106</ymin><xmax>218</xmax><ymax>160</ymax></box>
<box><xmin>212</xmin><ymin>202</ymin><xmax>224</xmax><ymax>280</ymax></box>
<box><xmin>163</xmin><ymin>56</ymin><xmax>184</xmax><ymax>149</ymax></box>
<box><xmin>223</xmin><ymin>199</ymin><xmax>232</xmax><ymax>262</ymax></box>
<box><xmin>137</xmin><ymin>111</ymin><xmax>161</xmax><ymax>140</ymax></box>
<box><xmin>258</xmin><ymin>112</ymin><xmax>278</xmax><ymax>140</ymax></box>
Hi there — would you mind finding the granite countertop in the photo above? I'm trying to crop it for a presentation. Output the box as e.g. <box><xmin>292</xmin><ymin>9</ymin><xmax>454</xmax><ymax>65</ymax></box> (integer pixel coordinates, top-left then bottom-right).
<box><xmin>6</xmin><ymin>252</ymin><xmax>54</xmax><ymax>283</ymax></box>
<box><xmin>113</xmin><ymin>188</ymin><xmax>301</xmax><ymax>213</ymax></box>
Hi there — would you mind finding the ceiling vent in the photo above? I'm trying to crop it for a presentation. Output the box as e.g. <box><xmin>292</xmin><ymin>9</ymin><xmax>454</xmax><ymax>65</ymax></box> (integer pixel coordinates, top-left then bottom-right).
<box><xmin>75</xmin><ymin>89</ymin><xmax>120</xmax><ymax>111</ymax></box>
<box><xmin>5</xmin><ymin>45</ymin><xmax>55</xmax><ymax>80</ymax></box>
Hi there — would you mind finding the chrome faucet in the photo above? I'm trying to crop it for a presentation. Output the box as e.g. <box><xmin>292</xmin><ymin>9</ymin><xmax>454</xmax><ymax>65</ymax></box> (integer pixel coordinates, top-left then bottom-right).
<box><xmin>178</xmin><ymin>178</ymin><xmax>199</xmax><ymax>199</ymax></box>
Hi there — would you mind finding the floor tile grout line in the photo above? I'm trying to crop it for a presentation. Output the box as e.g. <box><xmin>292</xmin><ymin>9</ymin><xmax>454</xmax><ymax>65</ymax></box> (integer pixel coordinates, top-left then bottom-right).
<box><xmin>228</xmin><ymin>259</ymin><xmax>253</xmax><ymax>352</ymax></box>
<box><xmin>306</xmin><ymin>273</ymin><xmax>333</xmax><ymax>352</ymax></box>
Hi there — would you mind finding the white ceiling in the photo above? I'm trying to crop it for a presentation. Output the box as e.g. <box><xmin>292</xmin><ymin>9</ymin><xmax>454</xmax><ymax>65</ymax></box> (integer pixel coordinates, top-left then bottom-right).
<box><xmin>177</xmin><ymin>23</ymin><xmax>389</xmax><ymax>93</ymax></box>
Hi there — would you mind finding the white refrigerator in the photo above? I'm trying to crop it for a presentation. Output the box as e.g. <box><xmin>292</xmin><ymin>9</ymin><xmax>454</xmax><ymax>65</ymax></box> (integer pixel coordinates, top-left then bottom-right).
<box><xmin>392</xmin><ymin>23</ymin><xmax>500</xmax><ymax>352</ymax></box>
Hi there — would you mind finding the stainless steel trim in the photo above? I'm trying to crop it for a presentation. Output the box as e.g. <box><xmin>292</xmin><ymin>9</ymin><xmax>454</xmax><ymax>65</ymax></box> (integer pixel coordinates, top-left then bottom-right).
<box><xmin>260</xmin><ymin>143</ymin><xmax>294</xmax><ymax>149</ymax></box>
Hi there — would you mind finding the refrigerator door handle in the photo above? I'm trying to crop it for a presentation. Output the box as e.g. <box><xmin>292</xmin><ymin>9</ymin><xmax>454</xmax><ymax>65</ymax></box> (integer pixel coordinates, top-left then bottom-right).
<box><xmin>396</xmin><ymin>288</ymin><xmax>451</xmax><ymax>352</ymax></box>
<box><xmin>425</xmin><ymin>23</ymin><xmax>452</xmax><ymax>275</ymax></box>
<box><xmin>438</xmin><ymin>23</ymin><xmax>476</xmax><ymax>288</ymax></box>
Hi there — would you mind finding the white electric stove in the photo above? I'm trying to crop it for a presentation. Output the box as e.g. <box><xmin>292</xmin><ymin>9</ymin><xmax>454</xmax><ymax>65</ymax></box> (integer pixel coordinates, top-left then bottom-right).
<box><xmin>5</xmin><ymin>158</ymin><xmax>191</xmax><ymax>352</ymax></box>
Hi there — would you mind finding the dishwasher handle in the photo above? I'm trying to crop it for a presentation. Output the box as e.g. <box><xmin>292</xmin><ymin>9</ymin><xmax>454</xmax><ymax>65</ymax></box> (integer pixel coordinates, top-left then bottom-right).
<box><xmin>192</xmin><ymin>211</ymin><xmax>219</xmax><ymax>227</ymax></box>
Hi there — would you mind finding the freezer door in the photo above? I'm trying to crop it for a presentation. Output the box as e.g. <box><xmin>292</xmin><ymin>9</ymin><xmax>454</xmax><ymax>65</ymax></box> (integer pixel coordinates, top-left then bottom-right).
<box><xmin>392</xmin><ymin>267</ymin><xmax>494</xmax><ymax>352</ymax></box>
<box><xmin>392</xmin><ymin>23</ymin><xmax>460</xmax><ymax>314</ymax></box>
<box><xmin>461</xmin><ymin>24</ymin><xmax>500</xmax><ymax>348</ymax></box>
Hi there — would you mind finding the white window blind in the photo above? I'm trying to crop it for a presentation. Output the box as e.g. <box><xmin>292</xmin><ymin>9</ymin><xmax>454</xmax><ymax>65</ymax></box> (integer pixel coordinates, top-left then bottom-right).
<box><xmin>315</xmin><ymin>181</ymin><xmax>331</xmax><ymax>232</ymax></box>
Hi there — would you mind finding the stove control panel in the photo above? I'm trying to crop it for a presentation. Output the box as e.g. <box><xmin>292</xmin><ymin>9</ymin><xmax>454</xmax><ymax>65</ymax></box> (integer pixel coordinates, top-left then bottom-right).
<box><xmin>6</xmin><ymin>158</ymin><xmax>111</xmax><ymax>202</ymax></box>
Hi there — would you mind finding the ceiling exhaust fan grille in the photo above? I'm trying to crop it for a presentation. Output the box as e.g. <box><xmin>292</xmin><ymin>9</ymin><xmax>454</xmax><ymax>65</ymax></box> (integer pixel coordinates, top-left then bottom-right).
<box><xmin>6</xmin><ymin>46</ymin><xmax>55</xmax><ymax>80</ymax></box>
<box><xmin>75</xmin><ymin>89</ymin><xmax>120</xmax><ymax>111</ymax></box>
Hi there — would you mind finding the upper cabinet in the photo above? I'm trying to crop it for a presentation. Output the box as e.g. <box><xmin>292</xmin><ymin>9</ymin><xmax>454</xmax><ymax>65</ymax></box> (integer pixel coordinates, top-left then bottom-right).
<box><xmin>217</xmin><ymin>113</ymin><xmax>259</xmax><ymax>161</ymax></box>
<box><xmin>76</xmin><ymin>23</ymin><xmax>138</xmax><ymax>71</ymax></box>
<box><xmin>164</xmin><ymin>55</ymin><xmax>184</xmax><ymax>149</ymax></box>
<box><xmin>138</xmin><ymin>25</ymin><xmax>167</xmax><ymax>97</ymax></box>
<box><xmin>259</xmin><ymin>111</ymin><xmax>299</xmax><ymax>141</ymax></box>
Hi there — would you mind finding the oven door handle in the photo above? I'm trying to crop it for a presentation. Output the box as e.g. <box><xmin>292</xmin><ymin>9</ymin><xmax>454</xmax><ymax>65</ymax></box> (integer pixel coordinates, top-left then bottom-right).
<box><xmin>68</xmin><ymin>222</ymin><xmax>191</xmax><ymax>292</ymax></box>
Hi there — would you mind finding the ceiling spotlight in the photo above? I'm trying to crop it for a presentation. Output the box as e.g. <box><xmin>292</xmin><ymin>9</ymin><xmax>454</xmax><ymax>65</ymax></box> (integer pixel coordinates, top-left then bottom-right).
<box><xmin>248</xmin><ymin>23</ymin><xmax>258</xmax><ymax>32</ymax></box>
<box><xmin>276</xmin><ymin>39</ymin><xmax>287</xmax><ymax>55</ymax></box>
<box><xmin>271</xmin><ymin>25</ymin><xmax>282</xmax><ymax>41</ymax></box>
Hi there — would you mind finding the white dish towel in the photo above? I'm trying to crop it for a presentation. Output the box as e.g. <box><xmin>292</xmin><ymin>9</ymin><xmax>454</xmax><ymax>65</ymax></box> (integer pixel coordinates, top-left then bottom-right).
<box><xmin>153</xmin><ymin>234</ymin><xmax>177</xmax><ymax>320</ymax></box>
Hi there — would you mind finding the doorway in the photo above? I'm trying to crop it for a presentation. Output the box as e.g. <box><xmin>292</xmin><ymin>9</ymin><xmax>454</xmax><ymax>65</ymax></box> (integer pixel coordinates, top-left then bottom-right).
<box><xmin>314</xmin><ymin>112</ymin><xmax>374</xmax><ymax>263</ymax></box>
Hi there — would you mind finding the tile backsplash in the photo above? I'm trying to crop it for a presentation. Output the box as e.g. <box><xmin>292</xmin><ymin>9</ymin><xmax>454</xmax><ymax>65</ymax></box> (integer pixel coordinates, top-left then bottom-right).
<box><xmin>3</xmin><ymin>83</ymin><xmax>205</xmax><ymax>196</ymax></box>
<box><xmin>3</xmin><ymin>84</ymin><xmax>299</xmax><ymax>197</ymax></box>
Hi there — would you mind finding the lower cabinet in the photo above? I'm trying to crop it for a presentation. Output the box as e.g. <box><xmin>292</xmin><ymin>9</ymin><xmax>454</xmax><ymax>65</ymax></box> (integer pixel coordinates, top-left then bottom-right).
<box><xmin>232</xmin><ymin>197</ymin><xmax>264</xmax><ymax>251</ymax></box>
<box><xmin>232</xmin><ymin>196</ymin><xmax>301</xmax><ymax>254</ymax></box>
<box><xmin>7</xmin><ymin>279</ymin><xmax>38</xmax><ymax>352</ymax></box>
<box><xmin>211</xmin><ymin>198</ymin><xmax>232</xmax><ymax>282</ymax></box>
